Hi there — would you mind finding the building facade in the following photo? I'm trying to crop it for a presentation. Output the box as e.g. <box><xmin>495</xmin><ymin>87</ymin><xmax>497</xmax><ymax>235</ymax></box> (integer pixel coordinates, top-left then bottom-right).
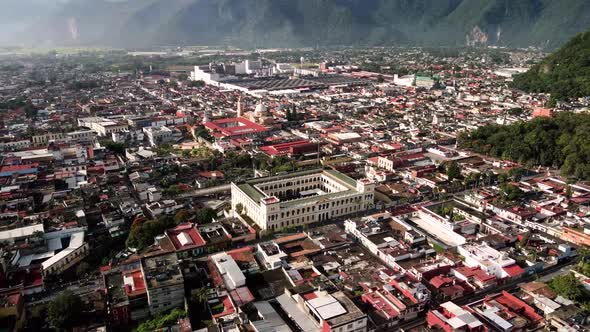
<box><xmin>231</xmin><ymin>169</ymin><xmax>375</xmax><ymax>231</ymax></box>
<box><xmin>141</xmin><ymin>253</ymin><xmax>185</xmax><ymax>315</ymax></box>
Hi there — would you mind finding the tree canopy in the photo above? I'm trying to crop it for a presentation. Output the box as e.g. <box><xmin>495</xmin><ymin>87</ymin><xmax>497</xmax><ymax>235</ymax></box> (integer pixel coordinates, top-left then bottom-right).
<box><xmin>48</xmin><ymin>290</ymin><xmax>83</xmax><ymax>331</ymax></box>
<box><xmin>549</xmin><ymin>272</ymin><xmax>585</xmax><ymax>301</ymax></box>
<box><xmin>134</xmin><ymin>309</ymin><xmax>186</xmax><ymax>332</ymax></box>
<box><xmin>458</xmin><ymin>112</ymin><xmax>590</xmax><ymax>180</ymax></box>
<box><xmin>445</xmin><ymin>161</ymin><xmax>462</xmax><ymax>181</ymax></box>
<box><xmin>127</xmin><ymin>208</ymin><xmax>217</xmax><ymax>250</ymax></box>
<box><xmin>512</xmin><ymin>30</ymin><xmax>590</xmax><ymax>104</ymax></box>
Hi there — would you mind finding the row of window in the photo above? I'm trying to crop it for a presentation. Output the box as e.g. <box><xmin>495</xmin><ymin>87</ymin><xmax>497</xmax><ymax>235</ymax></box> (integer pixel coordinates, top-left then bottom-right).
<box><xmin>260</xmin><ymin>176</ymin><xmax>322</xmax><ymax>191</ymax></box>
<box><xmin>270</xmin><ymin>204</ymin><xmax>366</xmax><ymax>230</ymax></box>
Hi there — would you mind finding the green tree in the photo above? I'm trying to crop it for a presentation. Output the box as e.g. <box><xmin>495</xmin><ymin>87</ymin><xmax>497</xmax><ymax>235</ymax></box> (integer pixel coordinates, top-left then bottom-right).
<box><xmin>191</xmin><ymin>287</ymin><xmax>209</xmax><ymax>310</ymax></box>
<box><xmin>566</xmin><ymin>185</ymin><xmax>573</xmax><ymax>198</ymax></box>
<box><xmin>458</xmin><ymin>112</ymin><xmax>590</xmax><ymax>180</ymax></box>
<box><xmin>48</xmin><ymin>290</ymin><xmax>83</xmax><ymax>331</ymax></box>
<box><xmin>445</xmin><ymin>161</ymin><xmax>461</xmax><ymax>181</ymax></box>
<box><xmin>195</xmin><ymin>208</ymin><xmax>216</xmax><ymax>224</ymax></box>
<box><xmin>126</xmin><ymin>217</ymin><xmax>174</xmax><ymax>250</ymax></box>
<box><xmin>165</xmin><ymin>184</ymin><xmax>183</xmax><ymax>197</ymax></box>
<box><xmin>104</xmin><ymin>141</ymin><xmax>126</xmax><ymax>155</ymax></box>
<box><xmin>235</xmin><ymin>203</ymin><xmax>244</xmax><ymax>215</ymax></box>
<box><xmin>500</xmin><ymin>183</ymin><xmax>525</xmax><ymax>201</ymax></box>
<box><xmin>194</xmin><ymin>125</ymin><xmax>213</xmax><ymax>142</ymax></box>
<box><xmin>549</xmin><ymin>273</ymin><xmax>584</xmax><ymax>301</ymax></box>
<box><xmin>134</xmin><ymin>309</ymin><xmax>186</xmax><ymax>332</ymax></box>
<box><xmin>188</xmin><ymin>80</ymin><xmax>206</xmax><ymax>88</ymax></box>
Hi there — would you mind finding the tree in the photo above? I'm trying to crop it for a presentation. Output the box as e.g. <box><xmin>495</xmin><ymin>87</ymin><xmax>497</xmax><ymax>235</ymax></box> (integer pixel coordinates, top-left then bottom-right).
<box><xmin>549</xmin><ymin>273</ymin><xmax>584</xmax><ymax>301</ymax></box>
<box><xmin>191</xmin><ymin>287</ymin><xmax>209</xmax><ymax>310</ymax></box>
<box><xmin>134</xmin><ymin>309</ymin><xmax>186</xmax><ymax>332</ymax></box>
<box><xmin>48</xmin><ymin>290</ymin><xmax>83</xmax><ymax>331</ymax></box>
<box><xmin>24</xmin><ymin>103</ymin><xmax>38</xmax><ymax>120</ymax></box>
<box><xmin>566</xmin><ymin>185</ymin><xmax>573</xmax><ymax>198</ymax></box>
<box><xmin>194</xmin><ymin>125</ymin><xmax>213</xmax><ymax>142</ymax></box>
<box><xmin>126</xmin><ymin>216</ymin><xmax>174</xmax><ymax>250</ymax></box>
<box><xmin>235</xmin><ymin>203</ymin><xmax>244</xmax><ymax>215</ymax></box>
<box><xmin>445</xmin><ymin>161</ymin><xmax>461</xmax><ymax>181</ymax></box>
<box><xmin>195</xmin><ymin>208</ymin><xmax>216</xmax><ymax>224</ymax></box>
<box><xmin>508</xmin><ymin>168</ymin><xmax>527</xmax><ymax>182</ymax></box>
<box><xmin>500</xmin><ymin>183</ymin><xmax>525</xmax><ymax>201</ymax></box>
<box><xmin>104</xmin><ymin>141</ymin><xmax>126</xmax><ymax>155</ymax></box>
<box><xmin>188</xmin><ymin>80</ymin><xmax>205</xmax><ymax>88</ymax></box>
<box><xmin>174</xmin><ymin>209</ymin><xmax>192</xmax><ymax>224</ymax></box>
<box><xmin>458</xmin><ymin>113</ymin><xmax>590</xmax><ymax>180</ymax></box>
<box><xmin>164</xmin><ymin>184</ymin><xmax>183</xmax><ymax>197</ymax></box>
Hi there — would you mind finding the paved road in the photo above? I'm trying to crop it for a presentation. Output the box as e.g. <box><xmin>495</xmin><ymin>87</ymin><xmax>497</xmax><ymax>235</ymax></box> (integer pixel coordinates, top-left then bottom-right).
<box><xmin>179</xmin><ymin>184</ymin><xmax>232</xmax><ymax>198</ymax></box>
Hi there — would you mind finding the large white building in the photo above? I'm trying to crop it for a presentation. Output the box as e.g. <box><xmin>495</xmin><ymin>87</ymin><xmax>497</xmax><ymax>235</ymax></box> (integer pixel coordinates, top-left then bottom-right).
<box><xmin>211</xmin><ymin>252</ymin><xmax>246</xmax><ymax>290</ymax></box>
<box><xmin>78</xmin><ymin>117</ymin><xmax>128</xmax><ymax>137</ymax></box>
<box><xmin>457</xmin><ymin>243</ymin><xmax>524</xmax><ymax>279</ymax></box>
<box><xmin>142</xmin><ymin>126</ymin><xmax>179</xmax><ymax>147</ymax></box>
<box><xmin>231</xmin><ymin>169</ymin><xmax>375</xmax><ymax>232</ymax></box>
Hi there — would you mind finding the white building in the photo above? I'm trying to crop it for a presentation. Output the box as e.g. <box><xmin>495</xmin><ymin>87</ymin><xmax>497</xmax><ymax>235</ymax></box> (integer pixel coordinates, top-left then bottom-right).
<box><xmin>78</xmin><ymin>117</ymin><xmax>128</xmax><ymax>137</ymax></box>
<box><xmin>211</xmin><ymin>252</ymin><xmax>246</xmax><ymax>290</ymax></box>
<box><xmin>231</xmin><ymin>169</ymin><xmax>375</xmax><ymax>232</ymax></box>
<box><xmin>66</xmin><ymin>130</ymin><xmax>97</xmax><ymax>144</ymax></box>
<box><xmin>143</xmin><ymin>126</ymin><xmax>175</xmax><ymax>147</ymax></box>
<box><xmin>41</xmin><ymin>229</ymin><xmax>89</xmax><ymax>276</ymax></box>
<box><xmin>256</xmin><ymin>242</ymin><xmax>288</xmax><ymax>269</ymax></box>
<box><xmin>276</xmin><ymin>289</ymin><xmax>367</xmax><ymax>332</ymax></box>
<box><xmin>245</xmin><ymin>60</ymin><xmax>262</xmax><ymax>74</ymax></box>
<box><xmin>32</xmin><ymin>133</ymin><xmax>65</xmax><ymax>146</ymax></box>
<box><xmin>405</xmin><ymin>206</ymin><xmax>469</xmax><ymax>247</ymax></box>
<box><xmin>393</xmin><ymin>74</ymin><xmax>415</xmax><ymax>87</ymax></box>
<box><xmin>457</xmin><ymin>243</ymin><xmax>523</xmax><ymax>279</ymax></box>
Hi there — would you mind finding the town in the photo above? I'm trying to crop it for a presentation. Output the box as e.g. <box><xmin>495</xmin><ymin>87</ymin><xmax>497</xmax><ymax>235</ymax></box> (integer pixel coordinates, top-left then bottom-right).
<box><xmin>0</xmin><ymin>45</ymin><xmax>590</xmax><ymax>332</ymax></box>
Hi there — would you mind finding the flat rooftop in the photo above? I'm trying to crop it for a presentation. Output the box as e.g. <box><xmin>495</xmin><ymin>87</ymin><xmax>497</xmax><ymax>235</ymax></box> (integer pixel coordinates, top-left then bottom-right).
<box><xmin>141</xmin><ymin>253</ymin><xmax>183</xmax><ymax>289</ymax></box>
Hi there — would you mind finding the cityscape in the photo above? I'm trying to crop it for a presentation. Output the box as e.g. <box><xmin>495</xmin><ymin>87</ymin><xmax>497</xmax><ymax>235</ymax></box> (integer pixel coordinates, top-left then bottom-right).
<box><xmin>1</xmin><ymin>2</ymin><xmax>590</xmax><ymax>332</ymax></box>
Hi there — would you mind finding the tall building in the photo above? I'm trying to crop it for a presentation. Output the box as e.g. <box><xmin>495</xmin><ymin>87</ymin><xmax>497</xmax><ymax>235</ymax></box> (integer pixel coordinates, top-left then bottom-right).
<box><xmin>141</xmin><ymin>253</ymin><xmax>185</xmax><ymax>315</ymax></box>
<box><xmin>231</xmin><ymin>169</ymin><xmax>375</xmax><ymax>231</ymax></box>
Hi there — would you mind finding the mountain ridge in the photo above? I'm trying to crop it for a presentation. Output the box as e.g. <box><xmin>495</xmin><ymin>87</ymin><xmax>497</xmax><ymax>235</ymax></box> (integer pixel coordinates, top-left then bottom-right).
<box><xmin>512</xmin><ymin>29</ymin><xmax>590</xmax><ymax>103</ymax></box>
<box><xmin>4</xmin><ymin>0</ymin><xmax>590</xmax><ymax>48</ymax></box>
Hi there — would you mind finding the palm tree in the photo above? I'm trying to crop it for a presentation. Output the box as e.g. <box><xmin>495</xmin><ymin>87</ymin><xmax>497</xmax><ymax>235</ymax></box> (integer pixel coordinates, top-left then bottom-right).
<box><xmin>191</xmin><ymin>287</ymin><xmax>209</xmax><ymax>310</ymax></box>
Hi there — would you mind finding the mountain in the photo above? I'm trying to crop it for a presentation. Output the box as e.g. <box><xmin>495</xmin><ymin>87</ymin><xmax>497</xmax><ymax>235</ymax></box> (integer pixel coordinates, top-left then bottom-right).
<box><xmin>512</xmin><ymin>30</ymin><xmax>590</xmax><ymax>102</ymax></box>
<box><xmin>6</xmin><ymin>0</ymin><xmax>590</xmax><ymax>48</ymax></box>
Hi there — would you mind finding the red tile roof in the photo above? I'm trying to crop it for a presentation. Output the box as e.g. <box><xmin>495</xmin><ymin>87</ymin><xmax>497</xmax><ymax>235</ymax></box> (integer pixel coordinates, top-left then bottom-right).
<box><xmin>124</xmin><ymin>270</ymin><xmax>147</xmax><ymax>297</ymax></box>
<box><xmin>167</xmin><ymin>223</ymin><xmax>206</xmax><ymax>250</ymax></box>
<box><xmin>503</xmin><ymin>264</ymin><xmax>525</xmax><ymax>277</ymax></box>
<box><xmin>259</xmin><ymin>140</ymin><xmax>315</xmax><ymax>156</ymax></box>
<box><xmin>204</xmin><ymin>117</ymin><xmax>267</xmax><ymax>138</ymax></box>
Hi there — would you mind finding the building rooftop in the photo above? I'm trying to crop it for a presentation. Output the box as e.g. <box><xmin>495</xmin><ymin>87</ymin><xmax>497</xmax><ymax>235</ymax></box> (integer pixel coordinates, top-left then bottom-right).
<box><xmin>166</xmin><ymin>223</ymin><xmax>206</xmax><ymax>251</ymax></box>
<box><xmin>141</xmin><ymin>253</ymin><xmax>183</xmax><ymax>289</ymax></box>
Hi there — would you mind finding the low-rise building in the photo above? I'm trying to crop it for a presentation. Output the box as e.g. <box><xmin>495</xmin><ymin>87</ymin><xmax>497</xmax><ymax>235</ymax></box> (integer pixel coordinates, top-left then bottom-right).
<box><xmin>457</xmin><ymin>243</ymin><xmax>524</xmax><ymax>280</ymax></box>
